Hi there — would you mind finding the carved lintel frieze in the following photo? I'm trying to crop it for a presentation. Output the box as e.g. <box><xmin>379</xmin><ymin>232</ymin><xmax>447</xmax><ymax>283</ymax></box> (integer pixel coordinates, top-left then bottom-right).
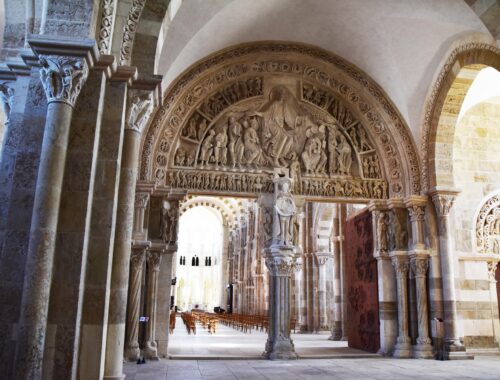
<box><xmin>39</xmin><ymin>55</ymin><xmax>89</xmax><ymax>107</ymax></box>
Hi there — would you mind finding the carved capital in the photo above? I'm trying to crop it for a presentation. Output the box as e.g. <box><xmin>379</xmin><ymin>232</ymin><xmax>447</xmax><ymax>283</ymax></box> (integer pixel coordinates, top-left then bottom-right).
<box><xmin>408</xmin><ymin>205</ymin><xmax>425</xmax><ymax>222</ymax></box>
<box><xmin>0</xmin><ymin>82</ymin><xmax>14</xmax><ymax>121</ymax></box>
<box><xmin>134</xmin><ymin>192</ymin><xmax>150</xmax><ymax>209</ymax></box>
<box><xmin>410</xmin><ymin>256</ymin><xmax>429</xmax><ymax>278</ymax></box>
<box><xmin>126</xmin><ymin>90</ymin><xmax>154</xmax><ymax>133</ymax></box>
<box><xmin>265</xmin><ymin>256</ymin><xmax>296</xmax><ymax>276</ymax></box>
<box><xmin>130</xmin><ymin>248</ymin><xmax>146</xmax><ymax>271</ymax></box>
<box><xmin>487</xmin><ymin>261</ymin><xmax>498</xmax><ymax>282</ymax></box>
<box><xmin>431</xmin><ymin>191</ymin><xmax>459</xmax><ymax>218</ymax></box>
<box><xmin>316</xmin><ymin>253</ymin><xmax>331</xmax><ymax>266</ymax></box>
<box><xmin>39</xmin><ymin>55</ymin><xmax>89</xmax><ymax>107</ymax></box>
<box><xmin>147</xmin><ymin>250</ymin><xmax>162</xmax><ymax>272</ymax></box>
<box><xmin>391</xmin><ymin>255</ymin><xmax>410</xmax><ymax>277</ymax></box>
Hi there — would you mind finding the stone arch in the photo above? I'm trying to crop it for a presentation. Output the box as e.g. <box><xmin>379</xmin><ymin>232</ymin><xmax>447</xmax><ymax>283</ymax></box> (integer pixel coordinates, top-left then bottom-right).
<box><xmin>313</xmin><ymin>203</ymin><xmax>335</xmax><ymax>252</ymax></box>
<box><xmin>180</xmin><ymin>195</ymin><xmax>245</xmax><ymax>228</ymax></box>
<box><xmin>140</xmin><ymin>41</ymin><xmax>422</xmax><ymax>200</ymax></box>
<box><xmin>474</xmin><ymin>190</ymin><xmax>500</xmax><ymax>255</ymax></box>
<box><xmin>420</xmin><ymin>41</ymin><xmax>500</xmax><ymax>193</ymax></box>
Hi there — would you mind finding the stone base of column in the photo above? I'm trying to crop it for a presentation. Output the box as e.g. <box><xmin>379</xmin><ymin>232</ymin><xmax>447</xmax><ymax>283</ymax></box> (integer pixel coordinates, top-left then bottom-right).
<box><xmin>445</xmin><ymin>342</ymin><xmax>474</xmax><ymax>360</ymax></box>
<box><xmin>413</xmin><ymin>339</ymin><xmax>434</xmax><ymax>359</ymax></box>
<box><xmin>124</xmin><ymin>345</ymin><xmax>140</xmax><ymax>361</ymax></box>
<box><xmin>328</xmin><ymin>322</ymin><xmax>342</xmax><ymax>340</ymax></box>
<box><xmin>103</xmin><ymin>376</ymin><xmax>125</xmax><ymax>380</ymax></box>
<box><xmin>143</xmin><ymin>342</ymin><xmax>159</xmax><ymax>360</ymax></box>
<box><xmin>393</xmin><ymin>338</ymin><xmax>412</xmax><ymax>358</ymax></box>
<box><xmin>263</xmin><ymin>338</ymin><xmax>298</xmax><ymax>360</ymax></box>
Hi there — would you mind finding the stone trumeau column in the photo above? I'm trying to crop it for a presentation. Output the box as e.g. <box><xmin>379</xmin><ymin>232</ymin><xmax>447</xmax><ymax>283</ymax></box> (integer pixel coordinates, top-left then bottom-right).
<box><xmin>104</xmin><ymin>76</ymin><xmax>161</xmax><ymax>379</ymax></box>
<box><xmin>430</xmin><ymin>187</ymin><xmax>469</xmax><ymax>359</ymax></box>
<box><xmin>263</xmin><ymin>174</ymin><xmax>299</xmax><ymax>360</ymax></box>
<box><xmin>14</xmin><ymin>36</ymin><xmax>95</xmax><ymax>380</ymax></box>
<box><xmin>405</xmin><ymin>196</ymin><xmax>433</xmax><ymax>359</ymax></box>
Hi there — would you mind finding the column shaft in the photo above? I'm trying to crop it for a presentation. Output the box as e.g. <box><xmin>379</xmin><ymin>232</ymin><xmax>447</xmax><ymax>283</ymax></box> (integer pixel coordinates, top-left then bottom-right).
<box><xmin>391</xmin><ymin>254</ymin><xmax>411</xmax><ymax>358</ymax></box>
<box><xmin>411</xmin><ymin>256</ymin><xmax>433</xmax><ymax>358</ymax></box>
<box><xmin>144</xmin><ymin>250</ymin><xmax>161</xmax><ymax>359</ymax></box>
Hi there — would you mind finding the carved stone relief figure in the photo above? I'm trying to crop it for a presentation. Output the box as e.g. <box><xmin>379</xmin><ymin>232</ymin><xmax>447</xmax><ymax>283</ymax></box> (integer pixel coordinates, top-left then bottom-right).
<box><xmin>377</xmin><ymin>211</ymin><xmax>389</xmax><ymax>252</ymax></box>
<box><xmin>388</xmin><ymin>211</ymin><xmax>408</xmax><ymax>251</ymax></box>
<box><xmin>161</xmin><ymin>200</ymin><xmax>179</xmax><ymax>244</ymax></box>
<box><xmin>476</xmin><ymin>193</ymin><xmax>500</xmax><ymax>254</ymax></box>
<box><xmin>126</xmin><ymin>92</ymin><xmax>154</xmax><ymax>132</ymax></box>
<box><xmin>243</xmin><ymin>116</ymin><xmax>263</xmax><ymax>165</ymax></box>
<box><xmin>214</xmin><ymin>125</ymin><xmax>228</xmax><ymax>166</ymax></box>
<box><xmin>336</xmin><ymin>134</ymin><xmax>352</xmax><ymax>175</ymax></box>
<box><xmin>0</xmin><ymin>83</ymin><xmax>14</xmax><ymax>121</ymax></box>
<box><xmin>199</xmin><ymin>130</ymin><xmax>216</xmax><ymax>166</ymax></box>
<box><xmin>228</xmin><ymin>116</ymin><xmax>245</xmax><ymax>167</ymax></box>
<box><xmin>273</xmin><ymin>177</ymin><xmax>296</xmax><ymax>246</ymax></box>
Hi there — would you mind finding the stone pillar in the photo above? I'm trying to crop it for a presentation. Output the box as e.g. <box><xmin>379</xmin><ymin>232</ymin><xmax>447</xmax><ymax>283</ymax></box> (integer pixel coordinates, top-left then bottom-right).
<box><xmin>339</xmin><ymin>204</ymin><xmax>348</xmax><ymax>341</ymax></box>
<box><xmin>144</xmin><ymin>248</ymin><xmax>162</xmax><ymax>359</ymax></box>
<box><xmin>156</xmin><ymin>191</ymin><xmax>183</xmax><ymax>357</ymax></box>
<box><xmin>487</xmin><ymin>261</ymin><xmax>500</xmax><ymax>346</ymax></box>
<box><xmin>369</xmin><ymin>203</ymin><xmax>397</xmax><ymax>354</ymax></box>
<box><xmin>104</xmin><ymin>80</ymin><xmax>158</xmax><ymax>379</ymax></box>
<box><xmin>430</xmin><ymin>188</ymin><xmax>467</xmax><ymax>357</ymax></box>
<box><xmin>391</xmin><ymin>253</ymin><xmax>412</xmax><ymax>358</ymax></box>
<box><xmin>124</xmin><ymin>244</ymin><xmax>148</xmax><ymax>361</ymax></box>
<box><xmin>329</xmin><ymin>205</ymin><xmax>343</xmax><ymax>340</ymax></box>
<box><xmin>14</xmin><ymin>45</ymin><xmax>90</xmax><ymax>379</ymax></box>
<box><xmin>262</xmin><ymin>175</ymin><xmax>298</xmax><ymax>360</ymax></box>
<box><xmin>316</xmin><ymin>253</ymin><xmax>331</xmax><ymax>330</ymax></box>
<box><xmin>410</xmin><ymin>255</ymin><xmax>433</xmax><ymax>358</ymax></box>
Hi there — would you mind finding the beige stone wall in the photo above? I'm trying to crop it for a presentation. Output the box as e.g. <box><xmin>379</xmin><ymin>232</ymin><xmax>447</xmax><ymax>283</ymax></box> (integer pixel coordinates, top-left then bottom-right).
<box><xmin>452</xmin><ymin>96</ymin><xmax>500</xmax><ymax>347</ymax></box>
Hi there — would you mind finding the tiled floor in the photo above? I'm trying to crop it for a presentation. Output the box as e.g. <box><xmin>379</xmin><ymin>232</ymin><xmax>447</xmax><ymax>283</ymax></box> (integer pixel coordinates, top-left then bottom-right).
<box><xmin>168</xmin><ymin>317</ymin><xmax>374</xmax><ymax>359</ymax></box>
<box><xmin>124</xmin><ymin>357</ymin><xmax>500</xmax><ymax>380</ymax></box>
<box><xmin>123</xmin><ymin>318</ymin><xmax>500</xmax><ymax>379</ymax></box>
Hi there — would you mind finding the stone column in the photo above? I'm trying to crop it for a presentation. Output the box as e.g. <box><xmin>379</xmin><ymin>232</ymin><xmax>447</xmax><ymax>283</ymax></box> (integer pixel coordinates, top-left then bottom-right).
<box><xmin>156</xmin><ymin>191</ymin><xmax>183</xmax><ymax>357</ymax></box>
<box><xmin>262</xmin><ymin>175</ymin><xmax>298</xmax><ymax>360</ymax></box>
<box><xmin>124</xmin><ymin>244</ymin><xmax>148</xmax><ymax>360</ymax></box>
<box><xmin>316</xmin><ymin>253</ymin><xmax>331</xmax><ymax>330</ymax></box>
<box><xmin>410</xmin><ymin>255</ymin><xmax>433</xmax><ymax>358</ymax></box>
<box><xmin>430</xmin><ymin>188</ymin><xmax>466</xmax><ymax>357</ymax></box>
<box><xmin>487</xmin><ymin>261</ymin><xmax>500</xmax><ymax>346</ymax></box>
<box><xmin>104</xmin><ymin>81</ymin><xmax>158</xmax><ymax>379</ymax></box>
<box><xmin>391</xmin><ymin>253</ymin><xmax>412</xmax><ymax>358</ymax></box>
<box><xmin>370</xmin><ymin>203</ymin><xmax>397</xmax><ymax>354</ymax></box>
<box><xmin>14</xmin><ymin>48</ymin><xmax>90</xmax><ymax>379</ymax></box>
<box><xmin>144</xmin><ymin>248</ymin><xmax>162</xmax><ymax>359</ymax></box>
<box><xmin>329</xmin><ymin>205</ymin><xmax>343</xmax><ymax>340</ymax></box>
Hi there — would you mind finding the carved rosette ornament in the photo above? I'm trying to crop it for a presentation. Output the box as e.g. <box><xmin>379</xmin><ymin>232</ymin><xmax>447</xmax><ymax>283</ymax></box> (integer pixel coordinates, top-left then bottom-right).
<box><xmin>39</xmin><ymin>55</ymin><xmax>89</xmax><ymax>107</ymax></box>
<box><xmin>142</xmin><ymin>43</ymin><xmax>421</xmax><ymax>199</ymax></box>
<box><xmin>475</xmin><ymin>192</ymin><xmax>500</xmax><ymax>254</ymax></box>
<box><xmin>126</xmin><ymin>91</ymin><xmax>154</xmax><ymax>133</ymax></box>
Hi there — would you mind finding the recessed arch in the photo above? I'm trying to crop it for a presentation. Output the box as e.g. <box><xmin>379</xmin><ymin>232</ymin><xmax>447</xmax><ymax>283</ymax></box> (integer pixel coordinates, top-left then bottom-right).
<box><xmin>420</xmin><ymin>41</ymin><xmax>500</xmax><ymax>192</ymax></box>
<box><xmin>140</xmin><ymin>41</ymin><xmax>422</xmax><ymax>200</ymax></box>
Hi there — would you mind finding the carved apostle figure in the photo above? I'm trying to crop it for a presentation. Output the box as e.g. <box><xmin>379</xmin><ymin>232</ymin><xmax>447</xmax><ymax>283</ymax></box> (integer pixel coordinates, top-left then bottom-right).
<box><xmin>328</xmin><ymin>125</ymin><xmax>339</xmax><ymax>174</ymax></box>
<box><xmin>214</xmin><ymin>125</ymin><xmax>228</xmax><ymax>166</ymax></box>
<box><xmin>274</xmin><ymin>177</ymin><xmax>296</xmax><ymax>246</ymax></box>
<box><xmin>161</xmin><ymin>201</ymin><xmax>179</xmax><ymax>243</ymax></box>
<box><xmin>200</xmin><ymin>129</ymin><xmax>216</xmax><ymax>166</ymax></box>
<box><xmin>228</xmin><ymin>116</ymin><xmax>245</xmax><ymax>167</ymax></box>
<box><xmin>377</xmin><ymin>212</ymin><xmax>389</xmax><ymax>252</ymax></box>
<box><xmin>243</xmin><ymin>116</ymin><xmax>262</xmax><ymax>165</ymax></box>
<box><xmin>336</xmin><ymin>134</ymin><xmax>352</xmax><ymax>175</ymax></box>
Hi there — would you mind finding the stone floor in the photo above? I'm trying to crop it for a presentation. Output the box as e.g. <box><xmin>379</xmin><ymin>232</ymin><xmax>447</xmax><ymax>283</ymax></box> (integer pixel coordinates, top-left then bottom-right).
<box><xmin>123</xmin><ymin>357</ymin><xmax>500</xmax><ymax>379</ymax></box>
<box><xmin>168</xmin><ymin>317</ymin><xmax>375</xmax><ymax>359</ymax></box>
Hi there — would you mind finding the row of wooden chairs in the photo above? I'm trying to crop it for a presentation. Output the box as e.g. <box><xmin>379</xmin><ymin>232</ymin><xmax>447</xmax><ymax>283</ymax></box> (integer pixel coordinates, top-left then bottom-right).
<box><xmin>180</xmin><ymin>312</ymin><xmax>197</xmax><ymax>334</ymax></box>
<box><xmin>191</xmin><ymin>311</ymin><xmax>219</xmax><ymax>334</ymax></box>
<box><xmin>169</xmin><ymin>311</ymin><xmax>176</xmax><ymax>334</ymax></box>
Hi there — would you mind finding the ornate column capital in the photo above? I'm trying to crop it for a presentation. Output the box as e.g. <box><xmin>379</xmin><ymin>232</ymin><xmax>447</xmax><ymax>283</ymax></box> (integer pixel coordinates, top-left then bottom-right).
<box><xmin>315</xmin><ymin>252</ymin><xmax>332</xmax><ymax>266</ymax></box>
<box><xmin>410</xmin><ymin>255</ymin><xmax>429</xmax><ymax>278</ymax></box>
<box><xmin>130</xmin><ymin>246</ymin><xmax>147</xmax><ymax>270</ymax></box>
<box><xmin>487</xmin><ymin>261</ymin><xmax>499</xmax><ymax>283</ymax></box>
<box><xmin>265</xmin><ymin>250</ymin><xmax>296</xmax><ymax>276</ymax></box>
<box><xmin>38</xmin><ymin>55</ymin><xmax>89</xmax><ymax>107</ymax></box>
<box><xmin>134</xmin><ymin>192</ymin><xmax>150</xmax><ymax>209</ymax></box>
<box><xmin>407</xmin><ymin>205</ymin><xmax>425</xmax><ymax>222</ymax></box>
<box><xmin>147</xmin><ymin>250</ymin><xmax>162</xmax><ymax>272</ymax></box>
<box><xmin>430</xmin><ymin>187</ymin><xmax>461</xmax><ymax>217</ymax></box>
<box><xmin>391</xmin><ymin>254</ymin><xmax>410</xmax><ymax>276</ymax></box>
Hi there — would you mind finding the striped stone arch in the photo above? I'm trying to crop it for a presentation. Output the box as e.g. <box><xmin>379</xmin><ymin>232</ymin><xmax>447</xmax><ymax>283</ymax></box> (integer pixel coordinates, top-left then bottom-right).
<box><xmin>313</xmin><ymin>203</ymin><xmax>336</xmax><ymax>253</ymax></box>
<box><xmin>179</xmin><ymin>195</ymin><xmax>246</xmax><ymax>228</ymax></box>
<box><xmin>420</xmin><ymin>40</ymin><xmax>500</xmax><ymax>192</ymax></box>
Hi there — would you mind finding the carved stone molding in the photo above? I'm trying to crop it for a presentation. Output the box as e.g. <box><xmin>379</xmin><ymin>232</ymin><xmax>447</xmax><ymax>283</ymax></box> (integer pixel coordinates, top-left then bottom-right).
<box><xmin>420</xmin><ymin>42</ymin><xmax>500</xmax><ymax>192</ymax></box>
<box><xmin>475</xmin><ymin>191</ymin><xmax>500</xmax><ymax>254</ymax></box>
<box><xmin>39</xmin><ymin>55</ymin><xmax>89</xmax><ymax>107</ymax></box>
<box><xmin>119</xmin><ymin>0</ymin><xmax>146</xmax><ymax>65</ymax></box>
<box><xmin>0</xmin><ymin>82</ymin><xmax>14</xmax><ymax>121</ymax></box>
<box><xmin>126</xmin><ymin>91</ymin><xmax>154</xmax><ymax>133</ymax></box>
<box><xmin>98</xmin><ymin>0</ymin><xmax>116</xmax><ymax>54</ymax></box>
<box><xmin>140</xmin><ymin>42</ymin><xmax>422</xmax><ymax>198</ymax></box>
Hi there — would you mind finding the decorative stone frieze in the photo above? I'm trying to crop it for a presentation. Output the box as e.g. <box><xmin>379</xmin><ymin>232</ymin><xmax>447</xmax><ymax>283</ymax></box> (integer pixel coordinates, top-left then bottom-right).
<box><xmin>475</xmin><ymin>191</ymin><xmax>500</xmax><ymax>254</ymax></box>
<box><xmin>120</xmin><ymin>0</ymin><xmax>147</xmax><ymax>65</ymax></box>
<box><xmin>98</xmin><ymin>0</ymin><xmax>115</xmax><ymax>54</ymax></box>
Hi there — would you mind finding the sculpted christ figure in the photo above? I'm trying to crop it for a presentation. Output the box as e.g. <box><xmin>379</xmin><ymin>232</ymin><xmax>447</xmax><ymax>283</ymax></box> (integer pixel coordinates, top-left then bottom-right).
<box><xmin>274</xmin><ymin>179</ymin><xmax>296</xmax><ymax>246</ymax></box>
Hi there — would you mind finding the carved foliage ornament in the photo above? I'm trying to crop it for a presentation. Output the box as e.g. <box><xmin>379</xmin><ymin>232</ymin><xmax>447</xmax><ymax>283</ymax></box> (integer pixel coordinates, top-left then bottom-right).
<box><xmin>476</xmin><ymin>192</ymin><xmax>500</xmax><ymax>254</ymax></box>
<box><xmin>142</xmin><ymin>43</ymin><xmax>420</xmax><ymax>197</ymax></box>
<box><xmin>39</xmin><ymin>55</ymin><xmax>89</xmax><ymax>107</ymax></box>
<box><xmin>120</xmin><ymin>0</ymin><xmax>146</xmax><ymax>65</ymax></box>
<box><xmin>98</xmin><ymin>0</ymin><xmax>115</xmax><ymax>54</ymax></box>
